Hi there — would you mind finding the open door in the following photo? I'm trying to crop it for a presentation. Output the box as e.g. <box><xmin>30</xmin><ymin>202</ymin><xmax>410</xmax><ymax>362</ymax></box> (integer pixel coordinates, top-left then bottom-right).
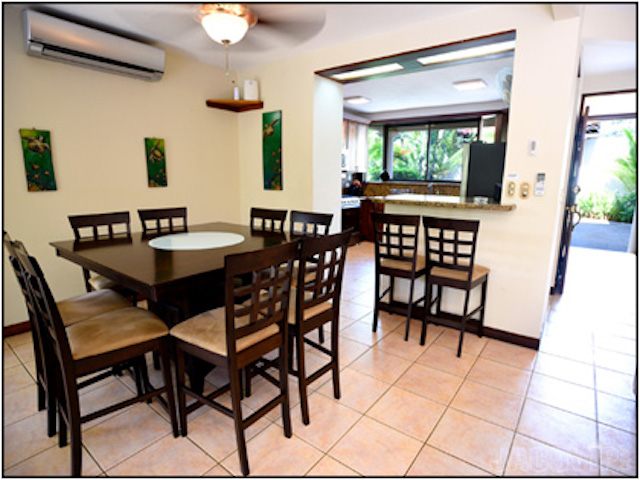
<box><xmin>553</xmin><ymin>106</ymin><xmax>589</xmax><ymax>294</ymax></box>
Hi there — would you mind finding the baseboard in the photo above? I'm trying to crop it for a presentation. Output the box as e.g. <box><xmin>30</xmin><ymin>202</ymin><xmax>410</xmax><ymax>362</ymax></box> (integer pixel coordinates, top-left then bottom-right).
<box><xmin>378</xmin><ymin>301</ymin><xmax>540</xmax><ymax>350</ymax></box>
<box><xmin>4</xmin><ymin>320</ymin><xmax>31</xmax><ymax>338</ymax></box>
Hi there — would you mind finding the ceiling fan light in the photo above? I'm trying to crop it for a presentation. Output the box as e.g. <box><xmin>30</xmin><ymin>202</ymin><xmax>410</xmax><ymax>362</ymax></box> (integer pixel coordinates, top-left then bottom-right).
<box><xmin>201</xmin><ymin>12</ymin><xmax>249</xmax><ymax>45</ymax></box>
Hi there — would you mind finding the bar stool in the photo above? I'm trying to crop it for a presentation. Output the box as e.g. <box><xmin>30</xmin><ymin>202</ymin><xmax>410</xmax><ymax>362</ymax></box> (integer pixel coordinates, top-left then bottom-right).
<box><xmin>422</xmin><ymin>216</ymin><xmax>489</xmax><ymax>356</ymax></box>
<box><xmin>138</xmin><ymin>207</ymin><xmax>188</xmax><ymax>236</ymax></box>
<box><xmin>371</xmin><ymin>212</ymin><xmax>428</xmax><ymax>341</ymax></box>
<box><xmin>250</xmin><ymin>207</ymin><xmax>288</xmax><ymax>233</ymax></box>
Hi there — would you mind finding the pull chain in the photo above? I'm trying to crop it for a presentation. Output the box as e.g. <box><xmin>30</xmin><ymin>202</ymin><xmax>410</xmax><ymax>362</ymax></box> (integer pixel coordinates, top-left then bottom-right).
<box><xmin>224</xmin><ymin>40</ymin><xmax>230</xmax><ymax>76</ymax></box>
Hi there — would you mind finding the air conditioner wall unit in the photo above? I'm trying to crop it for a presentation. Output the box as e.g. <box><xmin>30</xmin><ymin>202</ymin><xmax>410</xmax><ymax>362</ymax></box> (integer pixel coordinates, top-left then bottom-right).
<box><xmin>23</xmin><ymin>9</ymin><xmax>165</xmax><ymax>81</ymax></box>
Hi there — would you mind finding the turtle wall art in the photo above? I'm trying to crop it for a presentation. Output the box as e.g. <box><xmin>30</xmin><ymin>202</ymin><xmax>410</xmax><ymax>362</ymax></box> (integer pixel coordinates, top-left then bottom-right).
<box><xmin>145</xmin><ymin>137</ymin><xmax>167</xmax><ymax>187</ymax></box>
<box><xmin>19</xmin><ymin>128</ymin><xmax>57</xmax><ymax>191</ymax></box>
<box><xmin>262</xmin><ymin>110</ymin><xmax>282</xmax><ymax>190</ymax></box>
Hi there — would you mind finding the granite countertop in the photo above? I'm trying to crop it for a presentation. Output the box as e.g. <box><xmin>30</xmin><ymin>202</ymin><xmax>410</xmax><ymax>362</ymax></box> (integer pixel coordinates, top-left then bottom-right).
<box><xmin>371</xmin><ymin>194</ymin><xmax>516</xmax><ymax>211</ymax></box>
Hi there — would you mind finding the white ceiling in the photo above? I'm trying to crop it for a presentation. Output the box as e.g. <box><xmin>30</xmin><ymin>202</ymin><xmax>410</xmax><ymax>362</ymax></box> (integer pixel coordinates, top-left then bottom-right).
<box><xmin>13</xmin><ymin>3</ymin><xmax>637</xmax><ymax>115</ymax></box>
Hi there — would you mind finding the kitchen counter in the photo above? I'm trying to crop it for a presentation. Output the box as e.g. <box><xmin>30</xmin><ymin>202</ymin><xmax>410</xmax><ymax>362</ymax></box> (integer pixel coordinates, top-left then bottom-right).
<box><xmin>372</xmin><ymin>194</ymin><xmax>516</xmax><ymax>212</ymax></box>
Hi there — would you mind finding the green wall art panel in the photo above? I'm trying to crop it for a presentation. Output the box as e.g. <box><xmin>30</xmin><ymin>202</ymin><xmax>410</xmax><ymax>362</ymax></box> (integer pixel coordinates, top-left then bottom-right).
<box><xmin>262</xmin><ymin>110</ymin><xmax>282</xmax><ymax>190</ymax></box>
<box><xmin>145</xmin><ymin>137</ymin><xmax>167</xmax><ymax>187</ymax></box>
<box><xmin>19</xmin><ymin>128</ymin><xmax>57</xmax><ymax>191</ymax></box>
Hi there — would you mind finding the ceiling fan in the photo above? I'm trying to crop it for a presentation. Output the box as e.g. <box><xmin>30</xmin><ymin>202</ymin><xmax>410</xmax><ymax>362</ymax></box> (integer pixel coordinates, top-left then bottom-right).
<box><xmin>195</xmin><ymin>3</ymin><xmax>325</xmax><ymax>72</ymax></box>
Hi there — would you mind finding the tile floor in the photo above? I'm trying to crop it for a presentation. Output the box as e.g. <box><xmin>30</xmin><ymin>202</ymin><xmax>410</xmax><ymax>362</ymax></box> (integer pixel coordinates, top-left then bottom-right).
<box><xmin>3</xmin><ymin>243</ymin><xmax>637</xmax><ymax>476</ymax></box>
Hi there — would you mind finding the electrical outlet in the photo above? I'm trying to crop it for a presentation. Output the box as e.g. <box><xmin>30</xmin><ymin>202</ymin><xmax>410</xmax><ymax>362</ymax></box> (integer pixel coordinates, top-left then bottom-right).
<box><xmin>520</xmin><ymin>182</ymin><xmax>531</xmax><ymax>199</ymax></box>
<box><xmin>507</xmin><ymin>181</ymin><xmax>517</xmax><ymax>196</ymax></box>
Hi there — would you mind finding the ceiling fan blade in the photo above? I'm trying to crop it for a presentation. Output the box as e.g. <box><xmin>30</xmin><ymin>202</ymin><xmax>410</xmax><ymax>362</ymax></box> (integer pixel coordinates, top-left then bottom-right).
<box><xmin>246</xmin><ymin>4</ymin><xmax>326</xmax><ymax>47</ymax></box>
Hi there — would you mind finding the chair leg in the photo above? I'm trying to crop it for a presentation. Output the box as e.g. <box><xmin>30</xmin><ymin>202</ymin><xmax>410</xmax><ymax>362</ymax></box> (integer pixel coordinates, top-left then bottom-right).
<box><xmin>37</xmin><ymin>381</ymin><xmax>46</xmax><ymax>411</ymax></box>
<box><xmin>67</xmin><ymin>391</ymin><xmax>82</xmax><ymax>476</ymax></box>
<box><xmin>46</xmin><ymin>388</ymin><xmax>57</xmax><ymax>437</ymax></box>
<box><xmin>458</xmin><ymin>290</ymin><xmax>471</xmax><ymax>357</ymax></box>
<box><xmin>58</xmin><ymin>409</ymin><xmax>67</xmax><ymax>447</ymax></box>
<box><xmin>420</xmin><ymin>279</ymin><xmax>432</xmax><ymax>346</ymax></box>
<box><xmin>404</xmin><ymin>276</ymin><xmax>415</xmax><ymax>341</ymax></box>
<box><xmin>331</xmin><ymin>322</ymin><xmax>341</xmax><ymax>400</ymax></box>
<box><xmin>175</xmin><ymin>347</ymin><xmax>188</xmax><ymax>437</ymax></box>
<box><xmin>230</xmin><ymin>368</ymin><xmax>250</xmax><ymax>477</ymax></box>
<box><xmin>278</xmin><ymin>342</ymin><xmax>292</xmax><ymax>438</ymax></box>
<box><xmin>372</xmin><ymin>271</ymin><xmax>381</xmax><ymax>332</ymax></box>
<box><xmin>159</xmin><ymin>340</ymin><xmax>179</xmax><ymax>438</ymax></box>
<box><xmin>297</xmin><ymin>331</ymin><xmax>310</xmax><ymax>425</ymax></box>
<box><xmin>317</xmin><ymin>325</ymin><xmax>325</xmax><ymax>344</ymax></box>
<box><xmin>478</xmin><ymin>279</ymin><xmax>488</xmax><ymax>338</ymax></box>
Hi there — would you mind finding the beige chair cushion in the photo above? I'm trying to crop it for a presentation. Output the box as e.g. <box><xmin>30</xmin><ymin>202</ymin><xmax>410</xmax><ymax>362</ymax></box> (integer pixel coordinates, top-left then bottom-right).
<box><xmin>66</xmin><ymin>307</ymin><xmax>168</xmax><ymax>360</ymax></box>
<box><xmin>170</xmin><ymin>306</ymin><xmax>279</xmax><ymax>357</ymax></box>
<box><xmin>57</xmin><ymin>289</ymin><xmax>131</xmax><ymax>327</ymax></box>
<box><xmin>287</xmin><ymin>288</ymin><xmax>332</xmax><ymax>325</ymax></box>
<box><xmin>430</xmin><ymin>264</ymin><xmax>490</xmax><ymax>283</ymax></box>
<box><xmin>380</xmin><ymin>255</ymin><xmax>426</xmax><ymax>272</ymax></box>
<box><xmin>88</xmin><ymin>274</ymin><xmax>119</xmax><ymax>291</ymax></box>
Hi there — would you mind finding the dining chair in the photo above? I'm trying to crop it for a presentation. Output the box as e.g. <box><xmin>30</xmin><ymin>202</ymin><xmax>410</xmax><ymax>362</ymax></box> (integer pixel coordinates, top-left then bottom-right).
<box><xmin>170</xmin><ymin>241</ymin><xmax>298</xmax><ymax>476</ymax></box>
<box><xmin>287</xmin><ymin>230</ymin><xmax>350</xmax><ymax>425</ymax></box>
<box><xmin>138</xmin><ymin>206</ymin><xmax>188</xmax><ymax>236</ymax></box>
<box><xmin>289</xmin><ymin>210</ymin><xmax>333</xmax><ymax>237</ymax></box>
<box><xmin>13</xmin><ymin>240</ymin><xmax>178</xmax><ymax>477</ymax></box>
<box><xmin>67</xmin><ymin>211</ymin><xmax>138</xmax><ymax>303</ymax></box>
<box><xmin>250</xmin><ymin>207</ymin><xmax>288</xmax><ymax>233</ymax></box>
<box><xmin>371</xmin><ymin>212</ymin><xmax>428</xmax><ymax>341</ymax></box>
<box><xmin>3</xmin><ymin>232</ymin><xmax>138</xmax><ymax>437</ymax></box>
<box><xmin>422</xmin><ymin>216</ymin><xmax>489</xmax><ymax>356</ymax></box>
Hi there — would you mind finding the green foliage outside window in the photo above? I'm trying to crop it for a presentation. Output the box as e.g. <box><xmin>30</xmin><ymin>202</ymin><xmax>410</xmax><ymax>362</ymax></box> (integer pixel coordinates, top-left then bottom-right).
<box><xmin>367</xmin><ymin>129</ymin><xmax>383</xmax><ymax>181</ymax></box>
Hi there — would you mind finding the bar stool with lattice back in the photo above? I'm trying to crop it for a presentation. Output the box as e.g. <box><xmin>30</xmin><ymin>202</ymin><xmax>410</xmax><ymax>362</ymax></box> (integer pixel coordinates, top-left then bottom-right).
<box><xmin>422</xmin><ymin>216</ymin><xmax>489</xmax><ymax>356</ymax></box>
<box><xmin>371</xmin><ymin>212</ymin><xmax>428</xmax><ymax>341</ymax></box>
<box><xmin>137</xmin><ymin>207</ymin><xmax>188</xmax><ymax>236</ymax></box>
<box><xmin>250</xmin><ymin>207</ymin><xmax>288</xmax><ymax>233</ymax></box>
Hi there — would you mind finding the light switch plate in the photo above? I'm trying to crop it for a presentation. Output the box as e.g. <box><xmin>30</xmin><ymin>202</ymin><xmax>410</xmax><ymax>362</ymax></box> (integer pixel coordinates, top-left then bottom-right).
<box><xmin>520</xmin><ymin>182</ymin><xmax>531</xmax><ymax>199</ymax></box>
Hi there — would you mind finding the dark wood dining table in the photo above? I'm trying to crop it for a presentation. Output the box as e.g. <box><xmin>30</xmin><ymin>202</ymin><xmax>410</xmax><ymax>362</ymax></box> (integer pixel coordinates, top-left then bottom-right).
<box><xmin>51</xmin><ymin>222</ymin><xmax>292</xmax><ymax>392</ymax></box>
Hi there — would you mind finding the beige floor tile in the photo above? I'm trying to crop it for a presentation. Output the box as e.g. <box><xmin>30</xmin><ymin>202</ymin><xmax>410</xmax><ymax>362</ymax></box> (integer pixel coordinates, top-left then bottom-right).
<box><xmin>329</xmin><ymin>416</ymin><xmax>422</xmax><ymax>476</ymax></box>
<box><xmin>517</xmin><ymin>399</ymin><xmax>598</xmax><ymax>462</ymax></box>
<box><xmin>220</xmin><ymin>423</ymin><xmax>323</xmax><ymax>476</ymax></box>
<box><xmin>306</xmin><ymin>455</ymin><xmax>359</xmax><ymax>476</ymax></box>
<box><xmin>337</xmin><ymin>335</ymin><xmax>371</xmax><ymax>367</ymax></box>
<box><xmin>4</xmin><ymin>384</ymin><xmax>39</xmax><ymax>426</ymax></box>
<box><xmin>597</xmin><ymin>391</ymin><xmax>637</xmax><ymax>433</ymax></box>
<box><xmin>407</xmin><ymin>445</ymin><xmax>492</xmax><ymax>476</ymax></box>
<box><xmin>416</xmin><ymin>343</ymin><xmax>477</xmax><ymax>377</ymax></box>
<box><xmin>406</xmin><ymin>321</ymin><xmax>446</xmax><ymax>344</ymax></box>
<box><xmin>80</xmin><ymin>378</ymin><xmax>142</xmax><ymax>429</ymax></box>
<box><xmin>396</xmin><ymin>363</ymin><xmax>463</xmax><ymax>405</ymax></box>
<box><xmin>4</xmin><ymin>444</ymin><xmax>102</xmax><ymax>477</ymax></box>
<box><xmin>202</xmin><ymin>464</ymin><xmax>232</xmax><ymax>476</ymax></box>
<box><xmin>106</xmin><ymin>434</ymin><xmax>215</xmax><ymax>476</ymax></box>
<box><xmin>596</xmin><ymin>367</ymin><xmax>636</xmax><ymax>400</ymax></box>
<box><xmin>374</xmin><ymin>330</ymin><xmax>430</xmax><ymax>361</ymax></box>
<box><xmin>505</xmin><ymin>434</ymin><xmax>599</xmax><ymax>476</ymax></box>
<box><xmin>599</xmin><ymin>424</ymin><xmax>638</xmax><ymax>476</ymax></box>
<box><xmin>339</xmin><ymin>301</ymin><xmax>372</xmax><ymax>322</ymax></box>
<box><xmin>595</xmin><ymin>334</ymin><xmax>636</xmax><ymax>356</ymax></box>
<box><xmin>3</xmin><ymin>412</ymin><xmax>58</xmax><ymax>470</ymax></box>
<box><xmin>350</xmin><ymin>348</ymin><xmax>412</xmax><ymax>384</ymax></box>
<box><xmin>427</xmin><ymin>409</ymin><xmax>513</xmax><ymax>475</ymax></box>
<box><xmin>287</xmin><ymin>392</ymin><xmax>362</xmax><ymax>452</ymax></box>
<box><xmin>5</xmin><ymin>331</ymin><xmax>33</xmax><ymax>349</ymax></box>
<box><xmin>451</xmin><ymin>380</ymin><xmax>524</xmax><ymax>429</ymax></box>
<box><xmin>467</xmin><ymin>358</ymin><xmax>531</xmax><ymax>396</ymax></box>
<box><xmin>480</xmin><ymin>339</ymin><xmax>537</xmax><ymax>370</ymax></box>
<box><xmin>316</xmin><ymin>366</ymin><xmax>388</xmax><ymax>413</ymax></box>
<box><xmin>600</xmin><ymin>465</ymin><xmax>628</xmax><ymax>476</ymax></box>
<box><xmin>4</xmin><ymin>363</ymin><xmax>36</xmax><ymax>394</ymax></box>
<box><xmin>10</xmin><ymin>341</ymin><xmax>35</xmax><ymax>364</ymax></box>
<box><xmin>348</xmin><ymin>290</ymin><xmax>376</xmax><ymax>309</ymax></box>
<box><xmin>434</xmin><ymin>327</ymin><xmax>488</xmax><ymax>356</ymax></box>
<box><xmin>534</xmin><ymin>351</ymin><xmax>595</xmax><ymax>388</ymax></box>
<box><xmin>367</xmin><ymin>386</ymin><xmax>445</xmax><ymax>440</ymax></box>
<box><xmin>340</xmin><ymin>319</ymin><xmax>387</xmax><ymax>346</ymax></box>
<box><xmin>539</xmin><ymin>335</ymin><xmax>594</xmax><ymax>364</ymax></box>
<box><xmin>82</xmin><ymin>403</ymin><xmax>174</xmax><ymax>471</ymax></box>
<box><xmin>527</xmin><ymin>373</ymin><xmax>596</xmax><ymax>419</ymax></box>
<box><xmin>4</xmin><ymin>348</ymin><xmax>22</xmax><ymax>369</ymax></box>
<box><xmin>185</xmin><ymin>402</ymin><xmax>273</xmax><ymax>461</ymax></box>
<box><xmin>595</xmin><ymin>348</ymin><xmax>637</xmax><ymax>375</ymax></box>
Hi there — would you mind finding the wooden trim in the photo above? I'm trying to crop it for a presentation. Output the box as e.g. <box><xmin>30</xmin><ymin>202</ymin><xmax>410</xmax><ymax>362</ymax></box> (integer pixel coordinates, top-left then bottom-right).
<box><xmin>379</xmin><ymin>301</ymin><xmax>539</xmax><ymax>350</ymax></box>
<box><xmin>371</xmin><ymin>109</ymin><xmax>508</xmax><ymax>127</ymax></box>
<box><xmin>4</xmin><ymin>320</ymin><xmax>31</xmax><ymax>338</ymax></box>
<box><xmin>205</xmin><ymin>100</ymin><xmax>263</xmax><ymax>112</ymax></box>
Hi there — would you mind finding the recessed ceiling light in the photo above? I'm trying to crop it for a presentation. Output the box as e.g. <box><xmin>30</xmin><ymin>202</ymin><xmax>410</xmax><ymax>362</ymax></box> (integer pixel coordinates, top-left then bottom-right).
<box><xmin>453</xmin><ymin>79</ymin><xmax>488</xmax><ymax>91</ymax></box>
<box><xmin>417</xmin><ymin>40</ymin><xmax>515</xmax><ymax>66</ymax></box>
<box><xmin>331</xmin><ymin>63</ymin><xmax>404</xmax><ymax>81</ymax></box>
<box><xmin>345</xmin><ymin>96</ymin><xmax>372</xmax><ymax>105</ymax></box>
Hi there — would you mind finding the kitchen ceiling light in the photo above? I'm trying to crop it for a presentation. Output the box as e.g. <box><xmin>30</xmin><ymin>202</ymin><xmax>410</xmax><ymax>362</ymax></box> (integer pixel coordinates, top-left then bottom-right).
<box><xmin>417</xmin><ymin>40</ymin><xmax>516</xmax><ymax>66</ymax></box>
<box><xmin>345</xmin><ymin>96</ymin><xmax>372</xmax><ymax>105</ymax></box>
<box><xmin>453</xmin><ymin>79</ymin><xmax>488</xmax><ymax>91</ymax></box>
<box><xmin>332</xmin><ymin>63</ymin><xmax>404</xmax><ymax>81</ymax></box>
<box><xmin>201</xmin><ymin>11</ymin><xmax>249</xmax><ymax>45</ymax></box>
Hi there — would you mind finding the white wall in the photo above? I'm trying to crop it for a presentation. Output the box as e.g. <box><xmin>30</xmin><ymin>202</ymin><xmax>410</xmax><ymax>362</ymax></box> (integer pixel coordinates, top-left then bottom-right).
<box><xmin>237</xmin><ymin>4</ymin><xmax>583</xmax><ymax>339</ymax></box>
<box><xmin>3</xmin><ymin>5</ymin><xmax>241</xmax><ymax>326</ymax></box>
<box><xmin>582</xmin><ymin>70</ymin><xmax>637</xmax><ymax>95</ymax></box>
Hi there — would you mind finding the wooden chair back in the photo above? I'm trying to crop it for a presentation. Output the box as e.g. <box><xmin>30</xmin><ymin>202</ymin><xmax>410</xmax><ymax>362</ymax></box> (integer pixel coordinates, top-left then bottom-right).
<box><xmin>371</xmin><ymin>212</ymin><xmax>421</xmax><ymax>269</ymax></box>
<box><xmin>224</xmin><ymin>240</ymin><xmax>298</xmax><ymax>365</ymax></box>
<box><xmin>250</xmin><ymin>207</ymin><xmax>288</xmax><ymax>233</ymax></box>
<box><xmin>138</xmin><ymin>207</ymin><xmax>188</xmax><ymax>235</ymax></box>
<box><xmin>68</xmin><ymin>212</ymin><xmax>131</xmax><ymax>241</ymax></box>
<box><xmin>296</xmin><ymin>231</ymin><xmax>350</xmax><ymax>318</ymax></box>
<box><xmin>290</xmin><ymin>210</ymin><xmax>333</xmax><ymax>237</ymax></box>
<box><xmin>422</xmin><ymin>216</ymin><xmax>479</xmax><ymax>284</ymax></box>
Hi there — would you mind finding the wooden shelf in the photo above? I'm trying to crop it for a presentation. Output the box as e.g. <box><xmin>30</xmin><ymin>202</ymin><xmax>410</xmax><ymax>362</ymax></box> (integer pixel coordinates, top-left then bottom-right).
<box><xmin>205</xmin><ymin>99</ymin><xmax>263</xmax><ymax>112</ymax></box>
